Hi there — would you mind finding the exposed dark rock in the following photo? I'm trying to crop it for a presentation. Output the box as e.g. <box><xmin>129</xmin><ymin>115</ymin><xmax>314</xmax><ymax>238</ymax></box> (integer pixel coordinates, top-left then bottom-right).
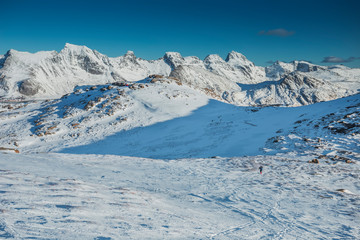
<box><xmin>112</xmin><ymin>82</ymin><xmax>128</xmax><ymax>87</ymax></box>
<box><xmin>295</xmin><ymin>62</ymin><xmax>324</xmax><ymax>72</ymax></box>
<box><xmin>0</xmin><ymin>55</ymin><xmax>6</xmax><ymax>69</ymax></box>
<box><xmin>84</xmin><ymin>101</ymin><xmax>96</xmax><ymax>110</ymax></box>
<box><xmin>149</xmin><ymin>74</ymin><xmax>164</xmax><ymax>79</ymax></box>
<box><xmin>111</xmin><ymin>72</ymin><xmax>126</xmax><ymax>81</ymax></box>
<box><xmin>19</xmin><ymin>79</ymin><xmax>40</xmax><ymax>96</ymax></box>
<box><xmin>308</xmin><ymin>159</ymin><xmax>319</xmax><ymax>164</ymax></box>
<box><xmin>77</xmin><ymin>55</ymin><xmax>105</xmax><ymax>75</ymax></box>
<box><xmin>163</xmin><ymin>52</ymin><xmax>184</xmax><ymax>70</ymax></box>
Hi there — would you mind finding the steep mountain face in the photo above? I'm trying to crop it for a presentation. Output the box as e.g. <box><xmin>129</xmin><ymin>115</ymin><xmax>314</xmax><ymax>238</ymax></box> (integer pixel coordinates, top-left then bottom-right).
<box><xmin>203</xmin><ymin>52</ymin><xmax>266</xmax><ymax>84</ymax></box>
<box><xmin>0</xmin><ymin>43</ymin><xmax>359</xmax><ymax>107</ymax></box>
<box><xmin>163</xmin><ymin>52</ymin><xmax>204</xmax><ymax>70</ymax></box>
<box><xmin>225</xmin><ymin>51</ymin><xmax>266</xmax><ymax>82</ymax></box>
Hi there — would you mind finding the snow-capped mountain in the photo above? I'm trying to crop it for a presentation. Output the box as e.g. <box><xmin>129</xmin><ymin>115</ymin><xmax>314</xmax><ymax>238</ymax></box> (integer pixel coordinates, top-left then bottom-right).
<box><xmin>0</xmin><ymin>44</ymin><xmax>172</xmax><ymax>98</ymax></box>
<box><xmin>0</xmin><ymin>43</ymin><xmax>359</xmax><ymax>106</ymax></box>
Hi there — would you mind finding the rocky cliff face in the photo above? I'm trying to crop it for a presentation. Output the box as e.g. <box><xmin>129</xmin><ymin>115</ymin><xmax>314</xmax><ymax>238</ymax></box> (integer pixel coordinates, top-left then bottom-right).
<box><xmin>0</xmin><ymin>43</ymin><xmax>359</xmax><ymax>106</ymax></box>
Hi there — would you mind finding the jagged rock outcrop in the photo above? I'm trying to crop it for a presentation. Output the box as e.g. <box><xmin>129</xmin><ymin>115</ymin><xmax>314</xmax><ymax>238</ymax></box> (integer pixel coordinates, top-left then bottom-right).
<box><xmin>163</xmin><ymin>52</ymin><xmax>185</xmax><ymax>70</ymax></box>
<box><xmin>163</xmin><ymin>52</ymin><xmax>203</xmax><ymax>70</ymax></box>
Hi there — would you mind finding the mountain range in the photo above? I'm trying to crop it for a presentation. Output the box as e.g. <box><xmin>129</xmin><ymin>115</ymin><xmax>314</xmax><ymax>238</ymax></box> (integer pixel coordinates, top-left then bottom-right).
<box><xmin>1</xmin><ymin>43</ymin><xmax>359</xmax><ymax>106</ymax></box>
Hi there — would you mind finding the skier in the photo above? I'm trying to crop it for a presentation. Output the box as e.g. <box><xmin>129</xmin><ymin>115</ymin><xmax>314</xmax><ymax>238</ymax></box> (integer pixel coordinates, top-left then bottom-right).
<box><xmin>259</xmin><ymin>166</ymin><xmax>263</xmax><ymax>174</ymax></box>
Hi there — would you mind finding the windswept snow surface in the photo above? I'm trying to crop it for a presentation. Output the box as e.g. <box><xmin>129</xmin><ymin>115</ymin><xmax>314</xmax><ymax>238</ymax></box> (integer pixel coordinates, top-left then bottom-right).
<box><xmin>0</xmin><ymin>152</ymin><xmax>359</xmax><ymax>239</ymax></box>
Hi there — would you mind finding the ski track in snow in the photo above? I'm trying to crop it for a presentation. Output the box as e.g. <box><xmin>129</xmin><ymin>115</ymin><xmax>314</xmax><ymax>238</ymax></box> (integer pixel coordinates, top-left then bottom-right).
<box><xmin>0</xmin><ymin>153</ymin><xmax>359</xmax><ymax>239</ymax></box>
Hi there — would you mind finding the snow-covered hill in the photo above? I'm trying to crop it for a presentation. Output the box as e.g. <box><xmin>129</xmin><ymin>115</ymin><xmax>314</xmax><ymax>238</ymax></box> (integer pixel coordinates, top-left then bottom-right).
<box><xmin>1</xmin><ymin>43</ymin><xmax>359</xmax><ymax>106</ymax></box>
<box><xmin>0</xmin><ymin>80</ymin><xmax>208</xmax><ymax>153</ymax></box>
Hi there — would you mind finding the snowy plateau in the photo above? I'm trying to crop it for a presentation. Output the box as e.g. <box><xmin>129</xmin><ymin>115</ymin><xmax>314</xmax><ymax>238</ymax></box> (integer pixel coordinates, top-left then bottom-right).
<box><xmin>0</xmin><ymin>43</ymin><xmax>359</xmax><ymax>239</ymax></box>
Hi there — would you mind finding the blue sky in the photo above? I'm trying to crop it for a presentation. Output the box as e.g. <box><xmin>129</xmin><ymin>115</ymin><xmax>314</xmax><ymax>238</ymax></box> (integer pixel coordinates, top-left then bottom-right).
<box><xmin>1</xmin><ymin>0</ymin><xmax>360</xmax><ymax>67</ymax></box>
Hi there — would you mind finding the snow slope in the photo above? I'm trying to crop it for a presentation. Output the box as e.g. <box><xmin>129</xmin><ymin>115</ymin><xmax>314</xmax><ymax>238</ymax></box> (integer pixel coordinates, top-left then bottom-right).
<box><xmin>1</xmin><ymin>77</ymin><xmax>359</xmax><ymax>161</ymax></box>
<box><xmin>0</xmin><ymin>80</ymin><xmax>208</xmax><ymax>153</ymax></box>
<box><xmin>63</xmin><ymin>93</ymin><xmax>360</xmax><ymax>160</ymax></box>
<box><xmin>0</xmin><ymin>152</ymin><xmax>359</xmax><ymax>239</ymax></box>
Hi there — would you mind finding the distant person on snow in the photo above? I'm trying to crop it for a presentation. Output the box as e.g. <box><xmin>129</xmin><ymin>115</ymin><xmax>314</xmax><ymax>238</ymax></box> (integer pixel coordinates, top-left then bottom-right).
<box><xmin>259</xmin><ymin>166</ymin><xmax>263</xmax><ymax>174</ymax></box>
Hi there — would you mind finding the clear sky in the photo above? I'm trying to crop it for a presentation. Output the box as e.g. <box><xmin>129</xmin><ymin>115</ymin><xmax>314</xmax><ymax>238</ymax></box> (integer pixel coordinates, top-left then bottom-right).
<box><xmin>1</xmin><ymin>0</ymin><xmax>360</xmax><ymax>67</ymax></box>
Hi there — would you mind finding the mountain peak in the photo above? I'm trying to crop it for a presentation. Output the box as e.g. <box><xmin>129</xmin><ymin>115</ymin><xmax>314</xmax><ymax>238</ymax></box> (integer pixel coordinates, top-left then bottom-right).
<box><xmin>164</xmin><ymin>52</ymin><xmax>183</xmax><ymax>59</ymax></box>
<box><xmin>62</xmin><ymin>43</ymin><xmax>92</xmax><ymax>54</ymax></box>
<box><xmin>5</xmin><ymin>49</ymin><xmax>18</xmax><ymax>56</ymax></box>
<box><xmin>225</xmin><ymin>51</ymin><xmax>247</xmax><ymax>62</ymax></box>
<box><xmin>125</xmin><ymin>50</ymin><xmax>135</xmax><ymax>56</ymax></box>
<box><xmin>122</xmin><ymin>50</ymin><xmax>137</xmax><ymax>63</ymax></box>
<box><xmin>64</xmin><ymin>43</ymin><xmax>86</xmax><ymax>49</ymax></box>
<box><xmin>163</xmin><ymin>52</ymin><xmax>184</xmax><ymax>69</ymax></box>
<box><xmin>204</xmin><ymin>54</ymin><xmax>224</xmax><ymax>63</ymax></box>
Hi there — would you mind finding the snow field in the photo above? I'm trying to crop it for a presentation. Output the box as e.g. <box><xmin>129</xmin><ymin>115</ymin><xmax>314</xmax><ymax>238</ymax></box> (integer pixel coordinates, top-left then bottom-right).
<box><xmin>0</xmin><ymin>153</ymin><xmax>359</xmax><ymax>239</ymax></box>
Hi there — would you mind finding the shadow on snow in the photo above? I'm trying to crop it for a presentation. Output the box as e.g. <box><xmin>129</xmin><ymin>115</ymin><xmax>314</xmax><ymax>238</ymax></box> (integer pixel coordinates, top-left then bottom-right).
<box><xmin>61</xmin><ymin>99</ymin><xmax>302</xmax><ymax>159</ymax></box>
